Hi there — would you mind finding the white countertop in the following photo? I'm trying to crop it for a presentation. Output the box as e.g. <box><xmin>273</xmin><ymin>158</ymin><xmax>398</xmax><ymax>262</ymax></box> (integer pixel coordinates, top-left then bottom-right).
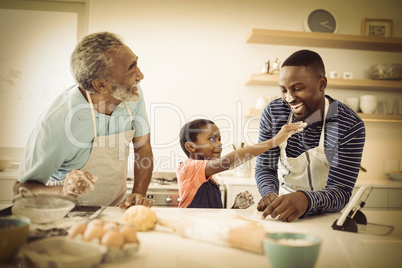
<box><xmin>97</xmin><ymin>207</ymin><xmax>402</xmax><ymax>268</ymax></box>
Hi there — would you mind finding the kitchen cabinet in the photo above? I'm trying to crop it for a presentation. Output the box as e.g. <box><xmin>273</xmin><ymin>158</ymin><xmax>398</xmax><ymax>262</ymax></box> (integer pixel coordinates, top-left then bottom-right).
<box><xmin>0</xmin><ymin>166</ymin><xmax>18</xmax><ymax>207</ymax></box>
<box><xmin>219</xmin><ymin>175</ymin><xmax>402</xmax><ymax>211</ymax></box>
<box><xmin>245</xmin><ymin>29</ymin><xmax>402</xmax><ymax>123</ymax></box>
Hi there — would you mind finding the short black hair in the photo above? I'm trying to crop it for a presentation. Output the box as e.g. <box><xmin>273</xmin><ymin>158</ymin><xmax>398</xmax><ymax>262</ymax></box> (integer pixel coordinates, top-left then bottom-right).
<box><xmin>281</xmin><ymin>49</ymin><xmax>326</xmax><ymax>76</ymax></box>
<box><xmin>179</xmin><ymin>119</ymin><xmax>215</xmax><ymax>157</ymax></box>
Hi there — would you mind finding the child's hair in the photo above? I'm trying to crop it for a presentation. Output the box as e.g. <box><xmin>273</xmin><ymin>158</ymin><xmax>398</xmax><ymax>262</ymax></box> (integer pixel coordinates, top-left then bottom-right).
<box><xmin>179</xmin><ymin>119</ymin><xmax>215</xmax><ymax>157</ymax></box>
<box><xmin>282</xmin><ymin>49</ymin><xmax>326</xmax><ymax>77</ymax></box>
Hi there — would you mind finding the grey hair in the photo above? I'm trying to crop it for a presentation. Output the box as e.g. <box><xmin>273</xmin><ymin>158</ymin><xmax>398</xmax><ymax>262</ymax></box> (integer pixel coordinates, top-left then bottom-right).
<box><xmin>70</xmin><ymin>32</ymin><xmax>124</xmax><ymax>92</ymax></box>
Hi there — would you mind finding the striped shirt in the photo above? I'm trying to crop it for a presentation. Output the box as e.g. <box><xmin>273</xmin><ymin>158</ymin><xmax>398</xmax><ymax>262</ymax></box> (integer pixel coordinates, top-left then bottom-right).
<box><xmin>255</xmin><ymin>95</ymin><xmax>366</xmax><ymax>216</ymax></box>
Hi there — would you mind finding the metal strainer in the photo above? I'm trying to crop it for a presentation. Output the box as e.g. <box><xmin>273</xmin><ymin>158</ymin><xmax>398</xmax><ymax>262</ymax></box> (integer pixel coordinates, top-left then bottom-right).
<box><xmin>12</xmin><ymin>187</ymin><xmax>76</xmax><ymax>224</ymax></box>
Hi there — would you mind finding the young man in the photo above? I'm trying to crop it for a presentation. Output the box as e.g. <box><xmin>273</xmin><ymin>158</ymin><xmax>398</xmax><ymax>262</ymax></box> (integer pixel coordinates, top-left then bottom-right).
<box><xmin>256</xmin><ymin>50</ymin><xmax>366</xmax><ymax>222</ymax></box>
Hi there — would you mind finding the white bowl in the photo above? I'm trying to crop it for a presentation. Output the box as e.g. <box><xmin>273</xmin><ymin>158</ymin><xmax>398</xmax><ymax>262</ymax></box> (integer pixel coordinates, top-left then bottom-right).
<box><xmin>360</xmin><ymin>95</ymin><xmax>377</xmax><ymax>114</ymax></box>
<box><xmin>0</xmin><ymin>156</ymin><xmax>12</xmax><ymax>171</ymax></box>
<box><xmin>345</xmin><ymin>97</ymin><xmax>360</xmax><ymax>112</ymax></box>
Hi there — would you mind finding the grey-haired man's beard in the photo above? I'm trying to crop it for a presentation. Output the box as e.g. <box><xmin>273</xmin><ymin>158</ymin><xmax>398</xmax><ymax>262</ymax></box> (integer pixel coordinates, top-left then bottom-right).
<box><xmin>110</xmin><ymin>81</ymin><xmax>140</xmax><ymax>102</ymax></box>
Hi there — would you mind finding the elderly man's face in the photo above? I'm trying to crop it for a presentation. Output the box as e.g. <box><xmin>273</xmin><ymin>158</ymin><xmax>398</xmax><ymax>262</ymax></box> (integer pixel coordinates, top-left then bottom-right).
<box><xmin>107</xmin><ymin>45</ymin><xmax>144</xmax><ymax>102</ymax></box>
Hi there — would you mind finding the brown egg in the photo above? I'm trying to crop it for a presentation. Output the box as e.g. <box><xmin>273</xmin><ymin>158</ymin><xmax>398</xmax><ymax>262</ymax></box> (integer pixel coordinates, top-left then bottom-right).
<box><xmin>103</xmin><ymin>222</ymin><xmax>119</xmax><ymax>232</ymax></box>
<box><xmin>83</xmin><ymin>225</ymin><xmax>104</xmax><ymax>242</ymax></box>
<box><xmin>68</xmin><ymin>223</ymin><xmax>87</xmax><ymax>238</ymax></box>
<box><xmin>101</xmin><ymin>230</ymin><xmax>125</xmax><ymax>248</ymax></box>
<box><xmin>119</xmin><ymin>225</ymin><xmax>138</xmax><ymax>243</ymax></box>
<box><xmin>87</xmin><ymin>219</ymin><xmax>104</xmax><ymax>229</ymax></box>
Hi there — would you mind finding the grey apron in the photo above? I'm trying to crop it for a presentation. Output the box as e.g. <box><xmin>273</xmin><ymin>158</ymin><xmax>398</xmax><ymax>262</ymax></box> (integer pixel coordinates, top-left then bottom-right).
<box><xmin>277</xmin><ymin>97</ymin><xmax>330</xmax><ymax>194</ymax></box>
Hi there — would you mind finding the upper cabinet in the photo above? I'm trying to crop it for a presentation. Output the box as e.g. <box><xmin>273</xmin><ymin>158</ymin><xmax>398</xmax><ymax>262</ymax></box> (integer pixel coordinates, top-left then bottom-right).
<box><xmin>246</xmin><ymin>29</ymin><xmax>402</xmax><ymax>52</ymax></box>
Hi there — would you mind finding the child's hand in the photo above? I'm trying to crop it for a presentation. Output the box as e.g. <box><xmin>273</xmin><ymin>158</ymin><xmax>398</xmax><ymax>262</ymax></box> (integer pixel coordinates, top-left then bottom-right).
<box><xmin>273</xmin><ymin>121</ymin><xmax>307</xmax><ymax>146</ymax></box>
<box><xmin>232</xmin><ymin>190</ymin><xmax>254</xmax><ymax>209</ymax></box>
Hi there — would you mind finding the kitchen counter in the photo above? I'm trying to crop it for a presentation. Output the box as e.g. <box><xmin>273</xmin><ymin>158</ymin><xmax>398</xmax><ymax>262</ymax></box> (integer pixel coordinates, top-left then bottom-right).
<box><xmin>97</xmin><ymin>207</ymin><xmax>402</xmax><ymax>268</ymax></box>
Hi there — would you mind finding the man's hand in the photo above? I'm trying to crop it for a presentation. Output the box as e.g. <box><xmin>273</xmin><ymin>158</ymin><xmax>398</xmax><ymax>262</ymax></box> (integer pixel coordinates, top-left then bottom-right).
<box><xmin>259</xmin><ymin>192</ymin><xmax>309</xmax><ymax>222</ymax></box>
<box><xmin>232</xmin><ymin>190</ymin><xmax>254</xmax><ymax>209</ymax></box>
<box><xmin>119</xmin><ymin>193</ymin><xmax>153</xmax><ymax>209</ymax></box>
<box><xmin>61</xmin><ymin>169</ymin><xmax>98</xmax><ymax>197</ymax></box>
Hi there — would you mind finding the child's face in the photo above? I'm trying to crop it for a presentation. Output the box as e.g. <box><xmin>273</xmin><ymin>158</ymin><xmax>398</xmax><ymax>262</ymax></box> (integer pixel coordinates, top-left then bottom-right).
<box><xmin>192</xmin><ymin>123</ymin><xmax>222</xmax><ymax>160</ymax></box>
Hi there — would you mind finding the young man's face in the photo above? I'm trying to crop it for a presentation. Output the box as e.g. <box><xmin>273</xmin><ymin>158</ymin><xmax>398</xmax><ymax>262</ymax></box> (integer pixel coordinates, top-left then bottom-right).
<box><xmin>279</xmin><ymin>66</ymin><xmax>326</xmax><ymax>122</ymax></box>
<box><xmin>192</xmin><ymin>123</ymin><xmax>222</xmax><ymax>160</ymax></box>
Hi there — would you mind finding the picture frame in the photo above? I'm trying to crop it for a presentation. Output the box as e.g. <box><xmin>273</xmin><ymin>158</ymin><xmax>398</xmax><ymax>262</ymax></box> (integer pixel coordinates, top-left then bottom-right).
<box><xmin>362</xmin><ymin>18</ymin><xmax>393</xmax><ymax>37</ymax></box>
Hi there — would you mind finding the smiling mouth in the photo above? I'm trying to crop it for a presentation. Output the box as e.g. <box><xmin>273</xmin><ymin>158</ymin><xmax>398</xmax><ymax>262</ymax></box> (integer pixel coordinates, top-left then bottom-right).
<box><xmin>290</xmin><ymin>103</ymin><xmax>304</xmax><ymax>113</ymax></box>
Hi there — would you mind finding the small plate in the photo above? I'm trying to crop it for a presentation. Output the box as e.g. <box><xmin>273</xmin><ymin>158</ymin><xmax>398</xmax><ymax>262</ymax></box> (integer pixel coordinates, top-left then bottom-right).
<box><xmin>389</xmin><ymin>172</ymin><xmax>402</xmax><ymax>181</ymax></box>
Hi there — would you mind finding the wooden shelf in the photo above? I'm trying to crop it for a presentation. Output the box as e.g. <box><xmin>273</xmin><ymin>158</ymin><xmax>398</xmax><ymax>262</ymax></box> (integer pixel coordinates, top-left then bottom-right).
<box><xmin>247</xmin><ymin>108</ymin><xmax>402</xmax><ymax>123</ymax></box>
<box><xmin>246</xmin><ymin>29</ymin><xmax>402</xmax><ymax>52</ymax></box>
<box><xmin>245</xmin><ymin>74</ymin><xmax>402</xmax><ymax>92</ymax></box>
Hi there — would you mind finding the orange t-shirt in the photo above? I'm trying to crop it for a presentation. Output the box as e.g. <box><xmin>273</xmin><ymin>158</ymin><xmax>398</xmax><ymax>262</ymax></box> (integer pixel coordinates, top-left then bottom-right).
<box><xmin>177</xmin><ymin>159</ymin><xmax>219</xmax><ymax>208</ymax></box>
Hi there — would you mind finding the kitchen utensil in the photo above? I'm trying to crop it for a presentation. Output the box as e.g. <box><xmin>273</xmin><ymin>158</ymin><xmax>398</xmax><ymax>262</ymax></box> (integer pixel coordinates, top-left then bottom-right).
<box><xmin>12</xmin><ymin>187</ymin><xmax>76</xmax><ymax>224</ymax></box>
<box><xmin>158</xmin><ymin>214</ymin><xmax>266</xmax><ymax>254</ymax></box>
<box><xmin>360</xmin><ymin>95</ymin><xmax>377</xmax><ymax>114</ymax></box>
<box><xmin>19</xmin><ymin>236</ymin><xmax>107</xmax><ymax>268</ymax></box>
<box><xmin>0</xmin><ymin>216</ymin><xmax>30</xmax><ymax>263</ymax></box>
<box><xmin>0</xmin><ymin>156</ymin><xmax>12</xmax><ymax>171</ymax></box>
<box><xmin>342</xmin><ymin>72</ymin><xmax>353</xmax><ymax>79</ymax></box>
<box><xmin>328</xmin><ymin>71</ymin><xmax>339</xmax><ymax>79</ymax></box>
<box><xmin>263</xmin><ymin>232</ymin><xmax>321</xmax><ymax>268</ymax></box>
<box><xmin>369</xmin><ymin>64</ymin><xmax>402</xmax><ymax>80</ymax></box>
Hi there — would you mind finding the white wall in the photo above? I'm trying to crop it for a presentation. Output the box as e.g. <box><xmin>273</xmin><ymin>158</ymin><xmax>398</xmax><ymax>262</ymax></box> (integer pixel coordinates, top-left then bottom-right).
<box><xmin>87</xmin><ymin>0</ymin><xmax>402</xmax><ymax>180</ymax></box>
<box><xmin>1</xmin><ymin>0</ymin><xmax>401</xmax><ymax>181</ymax></box>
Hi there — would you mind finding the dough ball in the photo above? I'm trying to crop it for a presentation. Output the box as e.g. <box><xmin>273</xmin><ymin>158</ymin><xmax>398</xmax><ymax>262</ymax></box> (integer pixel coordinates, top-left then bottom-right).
<box><xmin>123</xmin><ymin>205</ymin><xmax>157</xmax><ymax>231</ymax></box>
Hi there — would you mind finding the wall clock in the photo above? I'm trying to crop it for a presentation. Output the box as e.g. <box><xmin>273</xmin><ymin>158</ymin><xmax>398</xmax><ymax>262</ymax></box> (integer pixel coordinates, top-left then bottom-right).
<box><xmin>304</xmin><ymin>9</ymin><xmax>338</xmax><ymax>33</ymax></box>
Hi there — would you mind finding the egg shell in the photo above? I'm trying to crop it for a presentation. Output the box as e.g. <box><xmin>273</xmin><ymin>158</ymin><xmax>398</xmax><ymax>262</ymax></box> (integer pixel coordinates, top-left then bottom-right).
<box><xmin>87</xmin><ymin>219</ymin><xmax>104</xmax><ymax>228</ymax></box>
<box><xmin>101</xmin><ymin>230</ymin><xmax>125</xmax><ymax>248</ymax></box>
<box><xmin>103</xmin><ymin>222</ymin><xmax>119</xmax><ymax>232</ymax></box>
<box><xmin>120</xmin><ymin>225</ymin><xmax>138</xmax><ymax>243</ymax></box>
<box><xmin>83</xmin><ymin>225</ymin><xmax>104</xmax><ymax>242</ymax></box>
<box><xmin>68</xmin><ymin>223</ymin><xmax>87</xmax><ymax>238</ymax></box>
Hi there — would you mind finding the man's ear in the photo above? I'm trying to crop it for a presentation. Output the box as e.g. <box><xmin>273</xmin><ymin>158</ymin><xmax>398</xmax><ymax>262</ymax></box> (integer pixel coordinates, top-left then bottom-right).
<box><xmin>319</xmin><ymin>76</ymin><xmax>327</xmax><ymax>91</ymax></box>
<box><xmin>92</xmin><ymin>78</ymin><xmax>110</xmax><ymax>94</ymax></box>
<box><xmin>185</xmin><ymin>142</ymin><xmax>196</xmax><ymax>153</ymax></box>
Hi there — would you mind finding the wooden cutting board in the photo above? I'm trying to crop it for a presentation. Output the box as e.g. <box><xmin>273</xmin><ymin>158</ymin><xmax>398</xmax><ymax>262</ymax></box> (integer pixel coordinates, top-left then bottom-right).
<box><xmin>158</xmin><ymin>214</ymin><xmax>266</xmax><ymax>254</ymax></box>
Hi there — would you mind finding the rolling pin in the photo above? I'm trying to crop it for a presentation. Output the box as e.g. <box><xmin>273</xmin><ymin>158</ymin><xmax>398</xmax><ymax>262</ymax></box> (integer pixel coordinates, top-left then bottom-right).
<box><xmin>158</xmin><ymin>214</ymin><xmax>266</xmax><ymax>254</ymax></box>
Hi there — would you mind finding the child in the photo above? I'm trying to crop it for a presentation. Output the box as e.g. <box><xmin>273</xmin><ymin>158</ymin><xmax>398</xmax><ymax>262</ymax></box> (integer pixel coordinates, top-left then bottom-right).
<box><xmin>177</xmin><ymin>119</ymin><xmax>306</xmax><ymax>209</ymax></box>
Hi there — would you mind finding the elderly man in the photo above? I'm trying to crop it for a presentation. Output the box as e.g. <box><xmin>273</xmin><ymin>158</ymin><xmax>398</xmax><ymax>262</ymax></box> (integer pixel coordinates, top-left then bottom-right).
<box><xmin>15</xmin><ymin>32</ymin><xmax>153</xmax><ymax>208</ymax></box>
<box><xmin>256</xmin><ymin>50</ymin><xmax>366</xmax><ymax>222</ymax></box>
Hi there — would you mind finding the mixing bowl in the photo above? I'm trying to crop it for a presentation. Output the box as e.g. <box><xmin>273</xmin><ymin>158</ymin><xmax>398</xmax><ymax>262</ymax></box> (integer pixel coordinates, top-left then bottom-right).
<box><xmin>263</xmin><ymin>232</ymin><xmax>321</xmax><ymax>268</ymax></box>
<box><xmin>12</xmin><ymin>190</ymin><xmax>76</xmax><ymax>224</ymax></box>
<box><xmin>0</xmin><ymin>217</ymin><xmax>30</xmax><ymax>263</ymax></box>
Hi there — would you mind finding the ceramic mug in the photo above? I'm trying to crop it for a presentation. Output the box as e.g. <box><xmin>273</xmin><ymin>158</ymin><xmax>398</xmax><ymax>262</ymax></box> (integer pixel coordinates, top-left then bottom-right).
<box><xmin>345</xmin><ymin>97</ymin><xmax>359</xmax><ymax>112</ymax></box>
<box><xmin>360</xmin><ymin>95</ymin><xmax>377</xmax><ymax>114</ymax></box>
<box><xmin>343</xmin><ymin>72</ymin><xmax>353</xmax><ymax>79</ymax></box>
<box><xmin>328</xmin><ymin>71</ymin><xmax>340</xmax><ymax>79</ymax></box>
